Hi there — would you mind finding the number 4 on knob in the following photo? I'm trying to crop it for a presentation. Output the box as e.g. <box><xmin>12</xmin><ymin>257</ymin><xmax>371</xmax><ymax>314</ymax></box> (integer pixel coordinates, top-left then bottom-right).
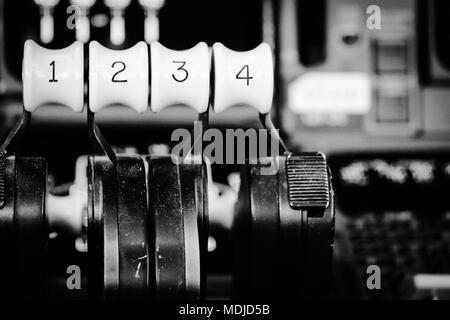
<box><xmin>236</xmin><ymin>65</ymin><xmax>253</xmax><ymax>86</ymax></box>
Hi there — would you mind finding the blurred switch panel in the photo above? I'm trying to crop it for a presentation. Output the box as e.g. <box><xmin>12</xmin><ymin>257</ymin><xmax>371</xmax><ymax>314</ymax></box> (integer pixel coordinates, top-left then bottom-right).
<box><xmin>375</xmin><ymin>92</ymin><xmax>409</xmax><ymax>123</ymax></box>
<box><xmin>280</xmin><ymin>0</ymin><xmax>420</xmax><ymax>140</ymax></box>
<box><xmin>374</xmin><ymin>41</ymin><xmax>408</xmax><ymax>74</ymax></box>
<box><xmin>366</xmin><ymin>2</ymin><xmax>418</xmax><ymax>136</ymax></box>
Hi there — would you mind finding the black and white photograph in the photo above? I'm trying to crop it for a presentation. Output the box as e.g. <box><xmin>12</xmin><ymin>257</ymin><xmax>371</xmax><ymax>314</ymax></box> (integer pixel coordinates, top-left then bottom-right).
<box><xmin>0</xmin><ymin>0</ymin><xmax>449</xmax><ymax>308</ymax></box>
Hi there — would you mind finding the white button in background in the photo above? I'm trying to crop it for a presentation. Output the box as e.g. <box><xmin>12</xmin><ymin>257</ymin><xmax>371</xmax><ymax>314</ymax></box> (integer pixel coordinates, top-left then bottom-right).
<box><xmin>89</xmin><ymin>41</ymin><xmax>149</xmax><ymax>113</ymax></box>
<box><xmin>70</xmin><ymin>0</ymin><xmax>96</xmax><ymax>43</ymax></box>
<box><xmin>139</xmin><ymin>0</ymin><xmax>165</xmax><ymax>43</ymax></box>
<box><xmin>34</xmin><ymin>0</ymin><xmax>60</xmax><ymax>44</ymax></box>
<box><xmin>150</xmin><ymin>42</ymin><xmax>210</xmax><ymax>114</ymax></box>
<box><xmin>104</xmin><ymin>0</ymin><xmax>131</xmax><ymax>46</ymax></box>
<box><xmin>22</xmin><ymin>40</ymin><xmax>84</xmax><ymax>113</ymax></box>
<box><xmin>212</xmin><ymin>43</ymin><xmax>274</xmax><ymax>114</ymax></box>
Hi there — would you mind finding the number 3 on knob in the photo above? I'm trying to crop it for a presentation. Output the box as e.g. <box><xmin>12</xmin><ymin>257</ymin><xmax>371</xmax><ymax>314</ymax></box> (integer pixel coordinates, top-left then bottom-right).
<box><xmin>150</xmin><ymin>42</ymin><xmax>210</xmax><ymax>113</ymax></box>
<box><xmin>172</xmin><ymin>61</ymin><xmax>189</xmax><ymax>83</ymax></box>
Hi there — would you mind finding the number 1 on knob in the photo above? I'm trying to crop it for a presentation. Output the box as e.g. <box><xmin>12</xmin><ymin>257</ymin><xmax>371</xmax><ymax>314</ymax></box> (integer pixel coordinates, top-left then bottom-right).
<box><xmin>49</xmin><ymin>60</ymin><xmax>58</xmax><ymax>82</ymax></box>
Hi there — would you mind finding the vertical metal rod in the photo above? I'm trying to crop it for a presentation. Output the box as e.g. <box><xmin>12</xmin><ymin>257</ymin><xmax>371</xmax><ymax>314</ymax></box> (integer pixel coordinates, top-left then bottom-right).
<box><xmin>259</xmin><ymin>112</ymin><xmax>289</xmax><ymax>153</ymax></box>
<box><xmin>87</xmin><ymin>110</ymin><xmax>117</xmax><ymax>164</ymax></box>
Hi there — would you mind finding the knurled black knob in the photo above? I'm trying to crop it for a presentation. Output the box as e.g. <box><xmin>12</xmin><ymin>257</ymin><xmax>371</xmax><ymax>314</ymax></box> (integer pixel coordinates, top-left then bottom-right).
<box><xmin>286</xmin><ymin>152</ymin><xmax>330</xmax><ymax>211</ymax></box>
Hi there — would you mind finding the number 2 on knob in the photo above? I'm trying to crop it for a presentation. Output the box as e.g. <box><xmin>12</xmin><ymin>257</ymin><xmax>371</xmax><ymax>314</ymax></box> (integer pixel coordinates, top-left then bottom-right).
<box><xmin>172</xmin><ymin>61</ymin><xmax>189</xmax><ymax>83</ymax></box>
<box><xmin>49</xmin><ymin>60</ymin><xmax>58</xmax><ymax>83</ymax></box>
<box><xmin>111</xmin><ymin>61</ymin><xmax>128</xmax><ymax>83</ymax></box>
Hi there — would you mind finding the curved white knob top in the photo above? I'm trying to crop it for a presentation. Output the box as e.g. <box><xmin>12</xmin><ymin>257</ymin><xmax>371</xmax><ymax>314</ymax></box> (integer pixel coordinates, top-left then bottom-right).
<box><xmin>89</xmin><ymin>41</ymin><xmax>149</xmax><ymax>113</ymax></box>
<box><xmin>70</xmin><ymin>0</ymin><xmax>96</xmax><ymax>7</ymax></box>
<box><xmin>150</xmin><ymin>42</ymin><xmax>210</xmax><ymax>113</ymax></box>
<box><xmin>22</xmin><ymin>40</ymin><xmax>84</xmax><ymax>113</ymax></box>
<box><xmin>34</xmin><ymin>0</ymin><xmax>60</xmax><ymax>7</ymax></box>
<box><xmin>139</xmin><ymin>0</ymin><xmax>165</xmax><ymax>9</ymax></box>
<box><xmin>212</xmin><ymin>43</ymin><xmax>274</xmax><ymax>114</ymax></box>
<box><xmin>104</xmin><ymin>0</ymin><xmax>130</xmax><ymax>9</ymax></box>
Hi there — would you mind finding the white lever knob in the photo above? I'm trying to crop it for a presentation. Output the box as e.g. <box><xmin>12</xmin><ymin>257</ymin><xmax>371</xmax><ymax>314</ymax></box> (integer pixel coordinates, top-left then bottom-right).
<box><xmin>150</xmin><ymin>42</ymin><xmax>210</xmax><ymax>113</ymax></box>
<box><xmin>89</xmin><ymin>41</ymin><xmax>149</xmax><ymax>113</ymax></box>
<box><xmin>34</xmin><ymin>0</ymin><xmax>60</xmax><ymax>44</ymax></box>
<box><xmin>139</xmin><ymin>0</ymin><xmax>165</xmax><ymax>43</ymax></box>
<box><xmin>104</xmin><ymin>0</ymin><xmax>131</xmax><ymax>46</ymax></box>
<box><xmin>22</xmin><ymin>40</ymin><xmax>84</xmax><ymax>113</ymax></box>
<box><xmin>70</xmin><ymin>0</ymin><xmax>96</xmax><ymax>43</ymax></box>
<box><xmin>76</xmin><ymin>13</ymin><xmax>91</xmax><ymax>43</ymax></box>
<box><xmin>212</xmin><ymin>43</ymin><xmax>274</xmax><ymax>114</ymax></box>
<box><xmin>144</xmin><ymin>8</ymin><xmax>159</xmax><ymax>43</ymax></box>
<box><xmin>110</xmin><ymin>12</ymin><xmax>126</xmax><ymax>45</ymax></box>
